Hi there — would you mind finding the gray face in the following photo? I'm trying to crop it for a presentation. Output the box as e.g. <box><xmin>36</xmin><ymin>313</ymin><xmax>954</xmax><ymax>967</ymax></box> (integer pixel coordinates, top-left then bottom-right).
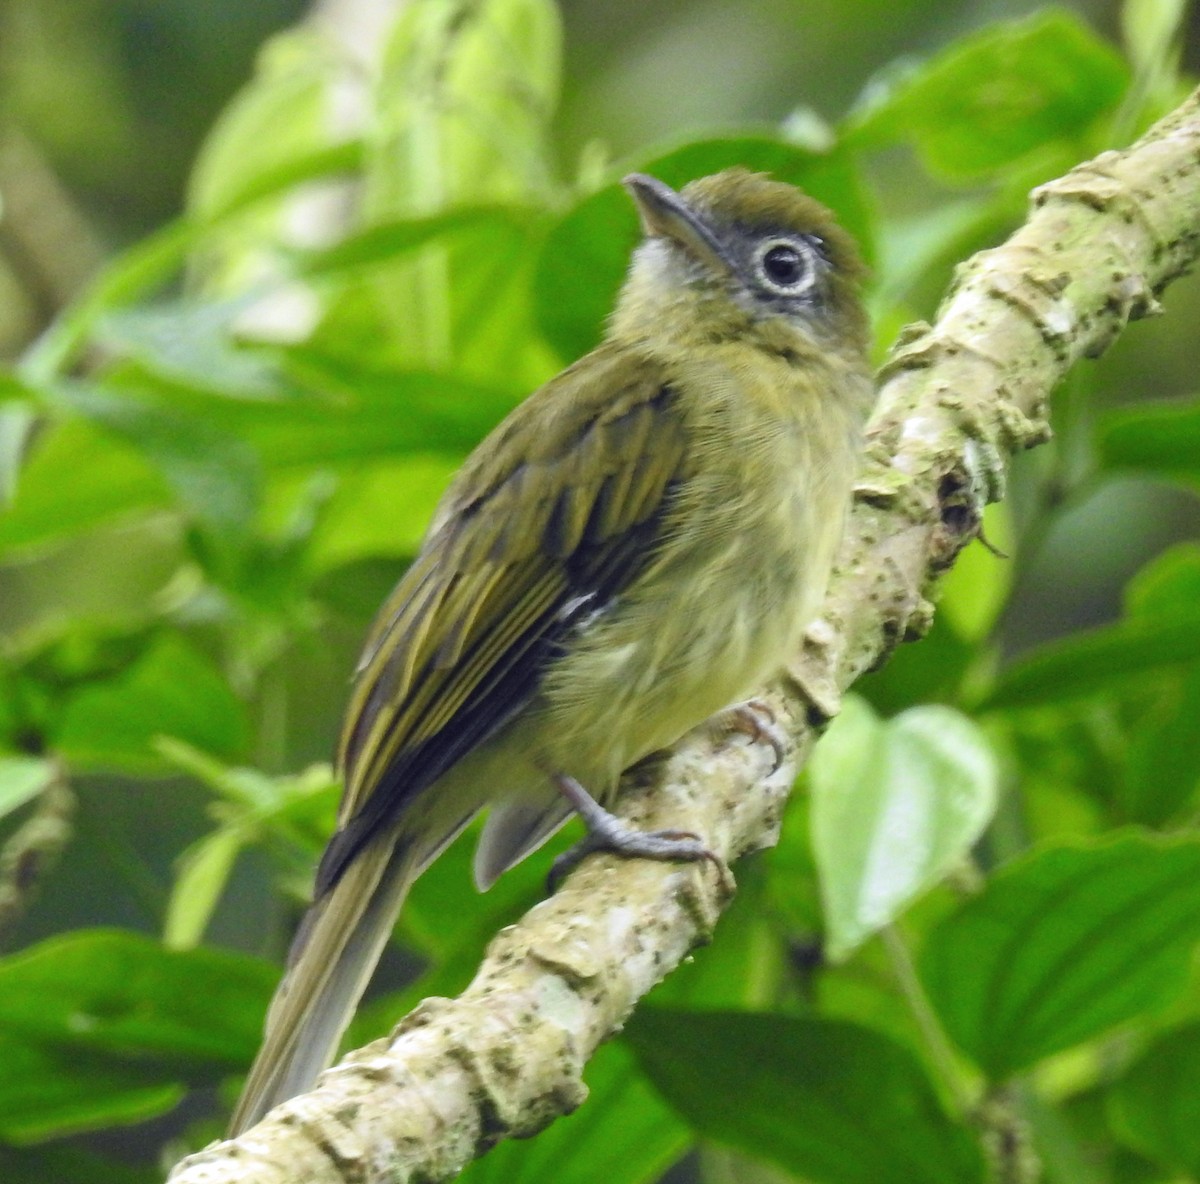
<box><xmin>637</xmin><ymin>229</ymin><xmax>829</xmax><ymax>310</ymax></box>
<box><xmin>716</xmin><ymin>225</ymin><xmax>831</xmax><ymax>318</ymax></box>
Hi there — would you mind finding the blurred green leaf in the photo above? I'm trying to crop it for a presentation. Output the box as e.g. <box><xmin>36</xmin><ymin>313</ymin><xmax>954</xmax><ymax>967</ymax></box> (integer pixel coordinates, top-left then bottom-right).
<box><xmin>626</xmin><ymin>1008</ymin><xmax>985</xmax><ymax>1184</ymax></box>
<box><xmin>0</xmin><ymin>757</ymin><xmax>56</xmax><ymax>821</ymax></box>
<box><xmin>266</xmin><ymin>355</ymin><xmax>517</xmax><ymax>464</ymax></box>
<box><xmin>96</xmin><ymin>302</ymin><xmax>280</xmax><ymax>399</ymax></box>
<box><xmin>297</xmin><ymin>207</ymin><xmax>539</xmax><ymax>277</ymax></box>
<box><xmin>0</xmin><ymin>929</ymin><xmax>271</xmax><ymax>1063</ymax></box>
<box><xmin>157</xmin><ymin>742</ymin><xmax>339</xmax><ymax>947</ymax></box>
<box><xmin>855</xmin><ymin>614</ymin><xmax>974</xmax><ymax>718</ymax></box>
<box><xmin>0</xmin><ymin>1036</ymin><xmax>184</xmax><ymax>1144</ymax></box>
<box><xmin>1109</xmin><ymin>1021</ymin><xmax>1200</xmax><ymax>1177</ymax></box>
<box><xmin>1125</xmin><ymin>542</ymin><xmax>1200</xmax><ymax>617</ymax></box>
<box><xmin>0</xmin><ymin>419</ymin><xmax>170</xmax><ymax>558</ymax></box>
<box><xmin>55</xmin><ymin>382</ymin><xmax>261</xmax><ymax>541</ymax></box>
<box><xmin>0</xmin><ymin>1146</ymin><xmax>157</xmax><ymax>1184</ymax></box>
<box><xmin>1122</xmin><ymin>666</ymin><xmax>1200</xmax><ymax>824</ymax></box>
<box><xmin>461</xmin><ymin>1041</ymin><xmax>689</xmax><ymax>1184</ymax></box>
<box><xmin>110</xmin><ymin>353</ymin><xmax>519</xmax><ymax>471</ymax></box>
<box><xmin>304</xmin><ymin>457</ymin><xmax>456</xmax><ymax>571</ymax></box>
<box><xmin>846</xmin><ymin>10</ymin><xmax>1128</xmax><ymax>180</ymax></box>
<box><xmin>0</xmin><ymin>404</ymin><xmax>36</xmax><ymax>507</ymax></box>
<box><xmin>0</xmin><ymin>930</ymin><xmax>274</xmax><ymax>1141</ymax></box>
<box><xmin>920</xmin><ymin>834</ymin><xmax>1200</xmax><ymax>1079</ymax></box>
<box><xmin>1115</xmin><ymin>549</ymin><xmax>1200</xmax><ymax>820</ymax></box>
<box><xmin>55</xmin><ymin>635</ymin><xmax>248</xmax><ymax>772</ymax></box>
<box><xmin>810</xmin><ymin>697</ymin><xmax>998</xmax><ymax>961</ymax></box>
<box><xmin>370</xmin><ymin>0</ymin><xmax>561</xmax><ymax>214</ymax></box>
<box><xmin>872</xmin><ymin>195</ymin><xmax>1002</xmax><ymax>312</ymax></box>
<box><xmin>980</xmin><ymin>612</ymin><xmax>1200</xmax><ymax>710</ymax></box>
<box><xmin>163</xmin><ymin>827</ymin><xmax>247</xmax><ymax>951</ymax></box>
<box><xmin>304</xmin><ymin>208</ymin><xmax>553</xmax><ymax>386</ymax></box>
<box><xmin>24</xmin><ymin>142</ymin><xmax>362</xmax><ymax>385</ymax></box>
<box><xmin>1117</xmin><ymin>0</ymin><xmax>1188</xmax><ymax>135</ymax></box>
<box><xmin>1098</xmin><ymin>397</ymin><xmax>1200</xmax><ymax>489</ymax></box>
<box><xmin>0</xmin><ymin>371</ymin><xmax>36</xmax><ymax>405</ymax></box>
<box><xmin>188</xmin><ymin>28</ymin><xmax>353</xmax><ymax>221</ymax></box>
<box><xmin>938</xmin><ymin>503</ymin><xmax>1014</xmax><ymax>642</ymax></box>
<box><xmin>534</xmin><ymin>137</ymin><xmax>872</xmax><ymax>360</ymax></box>
<box><xmin>353</xmin><ymin>0</ymin><xmax>560</xmax><ymax>376</ymax></box>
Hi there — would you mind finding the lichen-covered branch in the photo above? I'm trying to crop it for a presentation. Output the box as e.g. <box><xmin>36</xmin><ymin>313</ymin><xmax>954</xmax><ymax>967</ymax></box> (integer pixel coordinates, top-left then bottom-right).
<box><xmin>168</xmin><ymin>87</ymin><xmax>1200</xmax><ymax>1184</ymax></box>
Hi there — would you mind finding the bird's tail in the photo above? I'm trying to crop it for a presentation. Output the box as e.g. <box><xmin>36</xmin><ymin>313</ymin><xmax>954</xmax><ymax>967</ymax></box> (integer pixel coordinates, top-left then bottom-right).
<box><xmin>228</xmin><ymin>835</ymin><xmax>417</xmax><ymax>1136</ymax></box>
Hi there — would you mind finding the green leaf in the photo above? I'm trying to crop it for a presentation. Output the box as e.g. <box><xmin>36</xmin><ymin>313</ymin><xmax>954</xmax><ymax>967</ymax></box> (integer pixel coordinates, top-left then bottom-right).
<box><xmin>846</xmin><ymin>11</ymin><xmax>1129</xmax><ymax>180</ymax></box>
<box><xmin>810</xmin><ymin>697</ymin><xmax>998</xmax><ymax>961</ymax></box>
<box><xmin>937</xmin><ymin>503</ymin><xmax>1014</xmax><ymax>642</ymax></box>
<box><xmin>0</xmin><ymin>757</ymin><xmax>56</xmax><ymax>821</ymax></box>
<box><xmin>156</xmin><ymin>748</ymin><xmax>338</xmax><ymax>950</ymax></box>
<box><xmin>96</xmin><ymin>302</ymin><xmax>280</xmax><ymax>399</ymax></box>
<box><xmin>188</xmin><ymin>28</ymin><xmax>352</xmax><ymax>221</ymax></box>
<box><xmin>272</xmin><ymin>351</ymin><xmax>520</xmax><ymax>464</ymax></box>
<box><xmin>54</xmin><ymin>381</ymin><xmax>261</xmax><ymax>539</ymax></box>
<box><xmin>534</xmin><ymin>137</ymin><xmax>872</xmax><ymax>361</ymax></box>
<box><xmin>1123</xmin><ymin>666</ymin><xmax>1200</xmax><ymax>824</ymax></box>
<box><xmin>370</xmin><ymin>0</ymin><xmax>561</xmax><ymax>214</ymax></box>
<box><xmin>855</xmin><ymin>614</ymin><xmax>974</xmax><ymax>718</ymax></box>
<box><xmin>625</xmin><ymin>1008</ymin><xmax>985</xmax><ymax>1184</ymax></box>
<box><xmin>22</xmin><ymin>142</ymin><xmax>361</xmax><ymax>385</ymax></box>
<box><xmin>0</xmin><ymin>930</ymin><xmax>272</xmax><ymax>1063</ymax></box>
<box><xmin>55</xmin><ymin>634</ymin><xmax>248</xmax><ymax>772</ymax></box>
<box><xmin>1125</xmin><ymin>542</ymin><xmax>1200</xmax><ymax>618</ymax></box>
<box><xmin>297</xmin><ymin>207</ymin><xmax>537</xmax><ymax>277</ymax></box>
<box><xmin>0</xmin><ymin>370</ymin><xmax>36</xmax><ymax>405</ymax></box>
<box><xmin>0</xmin><ymin>930</ymin><xmax>274</xmax><ymax>1141</ymax></box>
<box><xmin>1109</xmin><ymin>1021</ymin><xmax>1200</xmax><ymax>1177</ymax></box>
<box><xmin>0</xmin><ymin>418</ymin><xmax>170</xmax><ymax>558</ymax></box>
<box><xmin>460</xmin><ymin>1041</ymin><xmax>689</xmax><ymax>1184</ymax></box>
<box><xmin>1097</xmin><ymin>397</ymin><xmax>1200</xmax><ymax>489</ymax></box>
<box><xmin>304</xmin><ymin>456</ymin><xmax>457</xmax><ymax>571</ymax></box>
<box><xmin>0</xmin><ymin>1036</ymin><xmax>184</xmax><ymax>1144</ymax></box>
<box><xmin>872</xmin><ymin>195</ymin><xmax>1003</xmax><ymax>311</ymax></box>
<box><xmin>920</xmin><ymin>834</ymin><xmax>1200</xmax><ymax>1079</ymax></box>
<box><xmin>0</xmin><ymin>1145</ymin><xmax>157</xmax><ymax>1184</ymax></box>
<box><xmin>163</xmin><ymin>827</ymin><xmax>248</xmax><ymax>951</ymax></box>
<box><xmin>100</xmin><ymin>353</ymin><xmax>519</xmax><ymax>474</ymax></box>
<box><xmin>0</xmin><ymin>404</ymin><xmax>36</xmax><ymax>507</ymax></box>
<box><xmin>980</xmin><ymin>612</ymin><xmax>1200</xmax><ymax>710</ymax></box>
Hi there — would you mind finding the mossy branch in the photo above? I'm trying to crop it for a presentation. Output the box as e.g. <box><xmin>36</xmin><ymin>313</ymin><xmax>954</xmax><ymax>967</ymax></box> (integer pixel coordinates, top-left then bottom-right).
<box><xmin>168</xmin><ymin>87</ymin><xmax>1200</xmax><ymax>1184</ymax></box>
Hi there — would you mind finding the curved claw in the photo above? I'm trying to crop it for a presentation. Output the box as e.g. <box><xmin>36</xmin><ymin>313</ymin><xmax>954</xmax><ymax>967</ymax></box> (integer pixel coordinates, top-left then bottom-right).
<box><xmin>547</xmin><ymin>774</ymin><xmax>726</xmax><ymax>891</ymax></box>
<box><xmin>713</xmin><ymin>699</ymin><xmax>788</xmax><ymax>772</ymax></box>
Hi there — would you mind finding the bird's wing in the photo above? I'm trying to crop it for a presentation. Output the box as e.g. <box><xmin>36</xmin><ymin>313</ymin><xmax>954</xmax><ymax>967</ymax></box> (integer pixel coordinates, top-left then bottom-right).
<box><xmin>316</xmin><ymin>344</ymin><xmax>688</xmax><ymax>896</ymax></box>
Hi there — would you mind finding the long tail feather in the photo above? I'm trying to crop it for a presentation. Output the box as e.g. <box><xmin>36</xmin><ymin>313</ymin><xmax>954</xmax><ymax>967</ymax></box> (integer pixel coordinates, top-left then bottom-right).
<box><xmin>228</xmin><ymin>836</ymin><xmax>417</xmax><ymax>1135</ymax></box>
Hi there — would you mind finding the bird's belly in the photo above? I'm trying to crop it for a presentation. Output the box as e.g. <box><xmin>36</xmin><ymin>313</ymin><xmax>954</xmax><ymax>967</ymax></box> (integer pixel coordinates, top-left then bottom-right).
<box><xmin>536</xmin><ymin>503</ymin><xmax>822</xmax><ymax>794</ymax></box>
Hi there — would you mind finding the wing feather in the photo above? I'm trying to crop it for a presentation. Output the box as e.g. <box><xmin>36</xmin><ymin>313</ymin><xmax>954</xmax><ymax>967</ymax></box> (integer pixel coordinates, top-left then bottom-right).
<box><xmin>321</xmin><ymin>345</ymin><xmax>689</xmax><ymax>894</ymax></box>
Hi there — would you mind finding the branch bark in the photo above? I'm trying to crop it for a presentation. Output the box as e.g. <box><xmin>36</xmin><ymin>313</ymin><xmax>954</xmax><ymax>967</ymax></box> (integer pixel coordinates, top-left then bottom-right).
<box><xmin>168</xmin><ymin>87</ymin><xmax>1200</xmax><ymax>1184</ymax></box>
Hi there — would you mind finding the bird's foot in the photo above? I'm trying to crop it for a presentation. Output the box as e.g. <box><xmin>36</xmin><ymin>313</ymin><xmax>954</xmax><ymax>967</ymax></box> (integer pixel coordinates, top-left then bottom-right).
<box><xmin>709</xmin><ymin>698</ymin><xmax>788</xmax><ymax>771</ymax></box>
<box><xmin>548</xmin><ymin>773</ymin><xmax>724</xmax><ymax>890</ymax></box>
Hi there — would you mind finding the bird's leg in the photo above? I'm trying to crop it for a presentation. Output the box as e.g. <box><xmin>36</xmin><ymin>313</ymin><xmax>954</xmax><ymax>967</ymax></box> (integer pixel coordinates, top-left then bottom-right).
<box><xmin>548</xmin><ymin>773</ymin><xmax>722</xmax><ymax>888</ymax></box>
<box><xmin>708</xmin><ymin>698</ymin><xmax>788</xmax><ymax>771</ymax></box>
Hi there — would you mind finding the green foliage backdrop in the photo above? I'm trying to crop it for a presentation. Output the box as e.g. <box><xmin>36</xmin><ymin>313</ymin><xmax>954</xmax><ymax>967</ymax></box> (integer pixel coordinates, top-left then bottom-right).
<box><xmin>1</xmin><ymin>2</ymin><xmax>1199</xmax><ymax>1182</ymax></box>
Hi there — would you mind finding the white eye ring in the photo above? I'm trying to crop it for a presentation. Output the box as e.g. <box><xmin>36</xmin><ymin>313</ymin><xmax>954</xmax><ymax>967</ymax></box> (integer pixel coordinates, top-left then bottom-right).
<box><xmin>754</xmin><ymin>238</ymin><xmax>817</xmax><ymax>295</ymax></box>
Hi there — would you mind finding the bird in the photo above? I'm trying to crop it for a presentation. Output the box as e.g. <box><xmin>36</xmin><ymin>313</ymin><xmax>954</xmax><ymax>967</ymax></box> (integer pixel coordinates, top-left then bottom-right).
<box><xmin>229</xmin><ymin>167</ymin><xmax>874</xmax><ymax>1135</ymax></box>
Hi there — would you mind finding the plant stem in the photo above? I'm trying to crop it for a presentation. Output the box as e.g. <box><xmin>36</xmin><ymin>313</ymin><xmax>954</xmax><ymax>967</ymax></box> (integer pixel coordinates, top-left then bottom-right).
<box><xmin>882</xmin><ymin>923</ymin><xmax>976</xmax><ymax>1116</ymax></box>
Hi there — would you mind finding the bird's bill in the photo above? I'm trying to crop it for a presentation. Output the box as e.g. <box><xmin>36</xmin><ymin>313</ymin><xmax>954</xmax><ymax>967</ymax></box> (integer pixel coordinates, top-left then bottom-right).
<box><xmin>622</xmin><ymin>173</ymin><xmax>734</xmax><ymax>276</ymax></box>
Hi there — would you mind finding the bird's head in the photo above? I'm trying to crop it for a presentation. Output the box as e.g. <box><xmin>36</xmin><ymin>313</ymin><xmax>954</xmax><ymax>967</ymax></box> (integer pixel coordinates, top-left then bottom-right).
<box><xmin>612</xmin><ymin>168</ymin><xmax>869</xmax><ymax>361</ymax></box>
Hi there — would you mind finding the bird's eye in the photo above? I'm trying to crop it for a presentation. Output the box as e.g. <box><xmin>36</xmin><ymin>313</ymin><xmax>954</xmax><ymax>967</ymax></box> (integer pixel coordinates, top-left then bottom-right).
<box><xmin>754</xmin><ymin>239</ymin><xmax>815</xmax><ymax>295</ymax></box>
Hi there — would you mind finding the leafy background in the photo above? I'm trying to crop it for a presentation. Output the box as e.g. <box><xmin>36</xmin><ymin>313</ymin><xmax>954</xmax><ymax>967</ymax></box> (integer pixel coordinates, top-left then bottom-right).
<box><xmin>1</xmin><ymin>1</ymin><xmax>1199</xmax><ymax>1182</ymax></box>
